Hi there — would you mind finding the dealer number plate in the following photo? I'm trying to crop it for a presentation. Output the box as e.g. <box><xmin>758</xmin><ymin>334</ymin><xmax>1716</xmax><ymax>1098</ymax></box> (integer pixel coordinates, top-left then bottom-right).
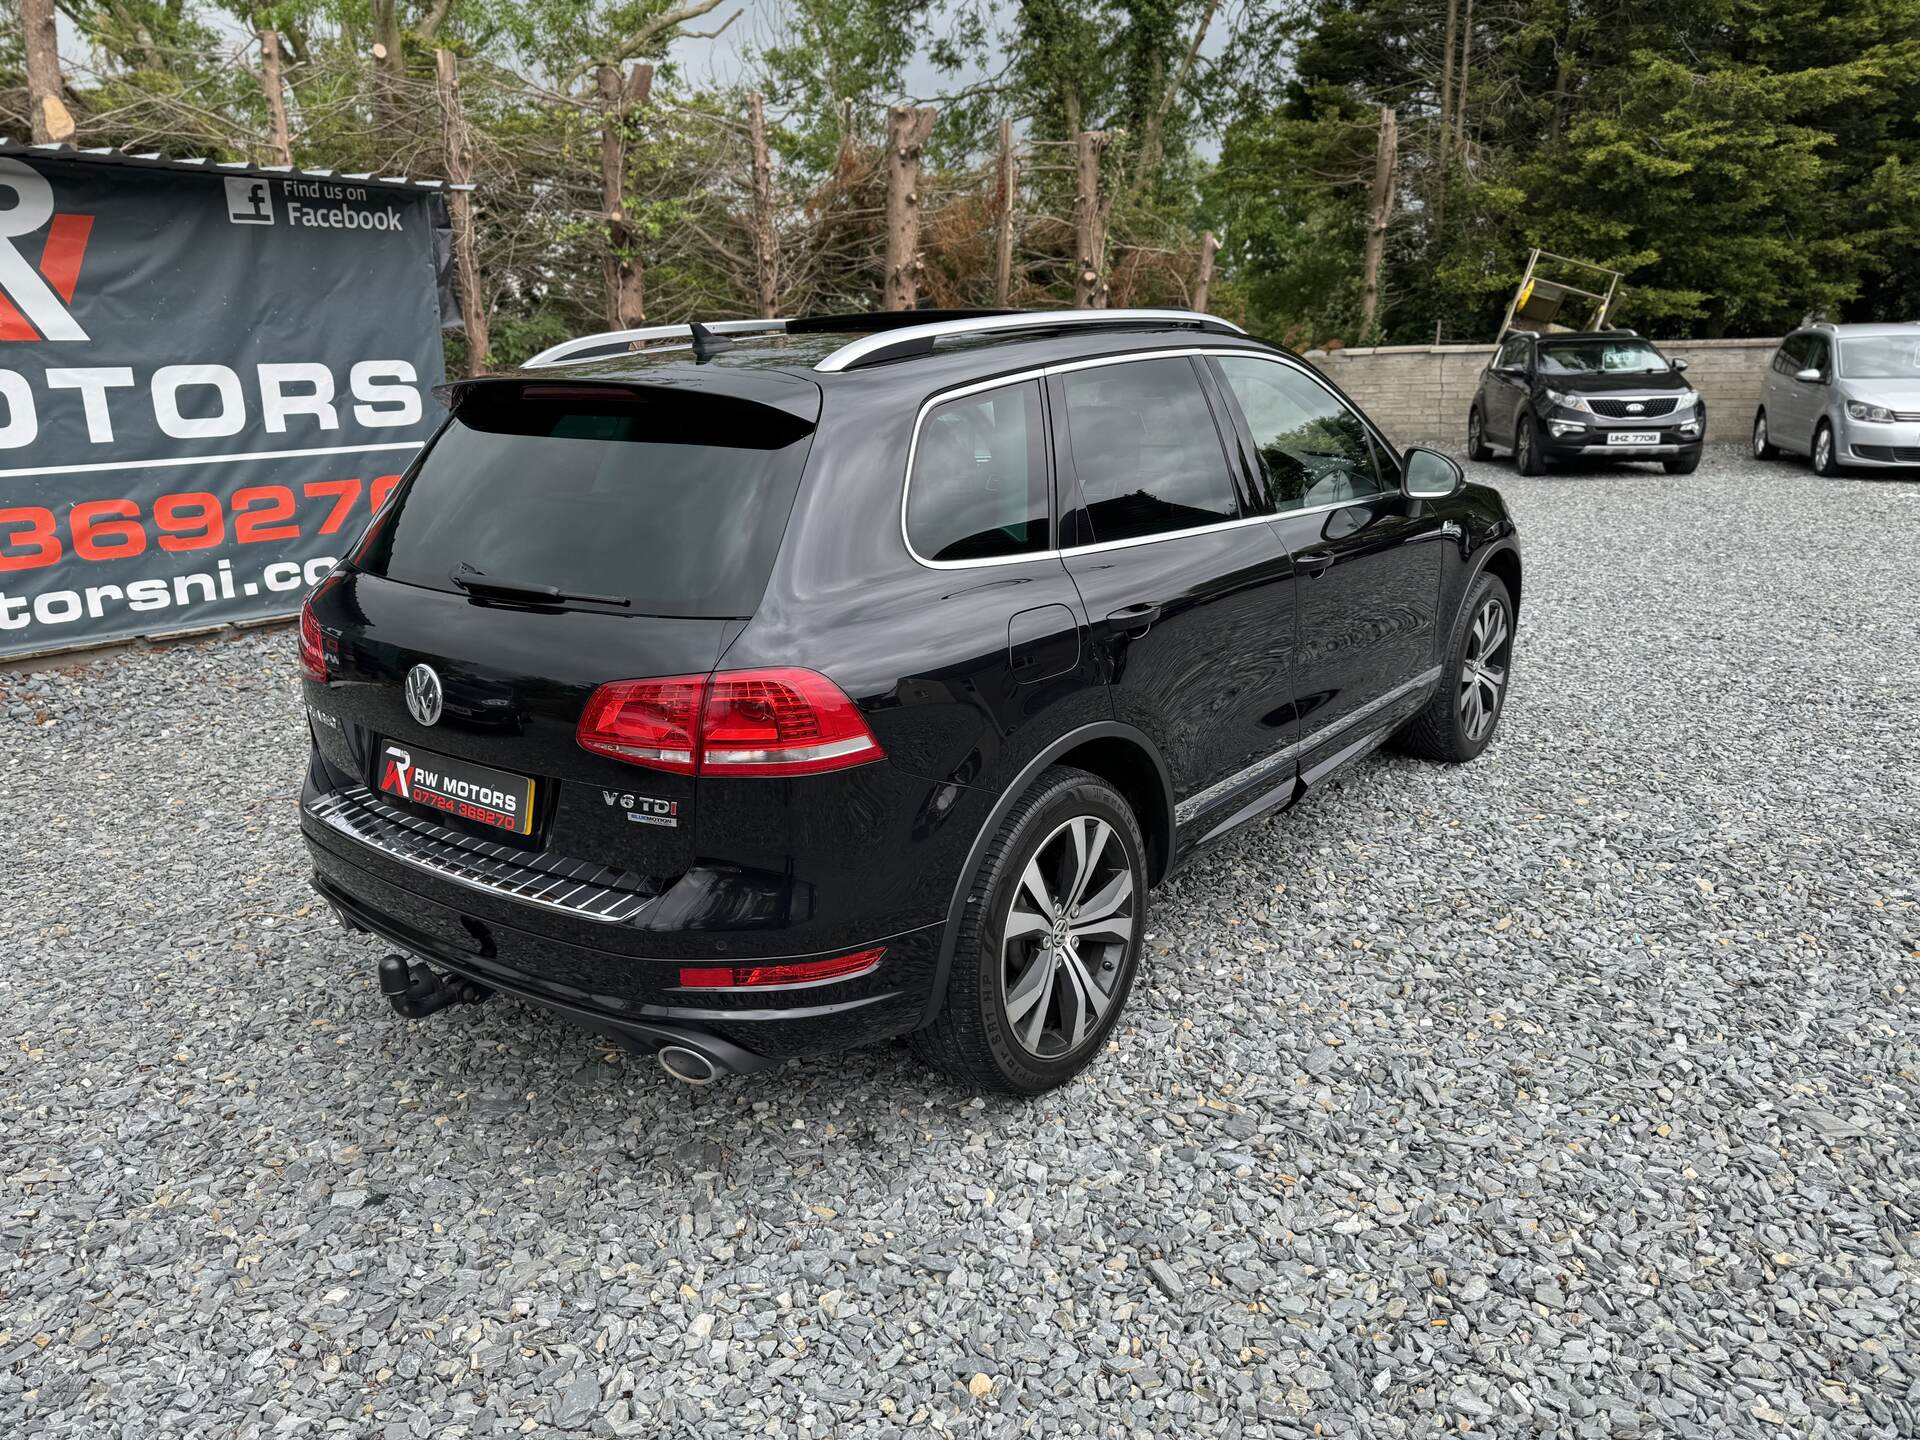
<box><xmin>377</xmin><ymin>741</ymin><xmax>536</xmax><ymax>835</ymax></box>
<box><xmin>1610</xmin><ymin>431</ymin><xmax>1661</xmax><ymax>446</ymax></box>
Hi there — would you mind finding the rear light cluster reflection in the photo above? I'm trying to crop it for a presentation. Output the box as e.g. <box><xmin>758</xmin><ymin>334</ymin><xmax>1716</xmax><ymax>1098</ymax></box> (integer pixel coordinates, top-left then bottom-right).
<box><xmin>576</xmin><ymin>667</ymin><xmax>884</xmax><ymax>777</ymax></box>
<box><xmin>678</xmin><ymin>946</ymin><xmax>885</xmax><ymax>990</ymax></box>
<box><xmin>298</xmin><ymin>597</ymin><xmax>328</xmax><ymax>683</ymax></box>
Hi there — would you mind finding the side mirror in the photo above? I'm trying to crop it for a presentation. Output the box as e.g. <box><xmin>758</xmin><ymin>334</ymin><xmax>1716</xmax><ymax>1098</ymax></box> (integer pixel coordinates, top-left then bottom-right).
<box><xmin>1795</xmin><ymin>366</ymin><xmax>1823</xmax><ymax>383</ymax></box>
<box><xmin>1671</xmin><ymin>357</ymin><xmax>1689</xmax><ymax>373</ymax></box>
<box><xmin>1402</xmin><ymin>446</ymin><xmax>1463</xmax><ymax>500</ymax></box>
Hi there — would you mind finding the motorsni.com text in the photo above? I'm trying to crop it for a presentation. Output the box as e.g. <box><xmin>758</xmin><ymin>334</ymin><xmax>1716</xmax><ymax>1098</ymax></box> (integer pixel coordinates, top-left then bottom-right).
<box><xmin>0</xmin><ymin>555</ymin><xmax>337</xmax><ymax>638</ymax></box>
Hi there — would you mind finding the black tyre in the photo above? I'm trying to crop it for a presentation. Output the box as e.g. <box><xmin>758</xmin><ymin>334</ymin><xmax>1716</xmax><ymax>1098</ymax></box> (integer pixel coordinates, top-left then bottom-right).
<box><xmin>1514</xmin><ymin>414</ymin><xmax>1547</xmax><ymax>475</ymax></box>
<box><xmin>1663</xmin><ymin>449</ymin><xmax>1702</xmax><ymax>475</ymax></box>
<box><xmin>1811</xmin><ymin>420</ymin><xmax>1841</xmax><ymax>476</ymax></box>
<box><xmin>912</xmin><ymin>766</ymin><xmax>1146</xmax><ymax>1095</ymax></box>
<box><xmin>1466</xmin><ymin>406</ymin><xmax>1493</xmax><ymax>462</ymax></box>
<box><xmin>1752</xmin><ymin>408</ymin><xmax>1779</xmax><ymax>460</ymax></box>
<box><xmin>1397</xmin><ymin>573</ymin><xmax>1514</xmax><ymax>764</ymax></box>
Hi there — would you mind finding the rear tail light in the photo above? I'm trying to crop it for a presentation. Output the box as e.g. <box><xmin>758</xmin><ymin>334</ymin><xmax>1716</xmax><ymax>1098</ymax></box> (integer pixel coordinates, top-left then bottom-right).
<box><xmin>577</xmin><ymin>667</ymin><xmax>883</xmax><ymax>777</ymax></box>
<box><xmin>575</xmin><ymin>675</ymin><xmax>704</xmax><ymax>773</ymax></box>
<box><xmin>678</xmin><ymin>946</ymin><xmax>885</xmax><ymax>989</ymax></box>
<box><xmin>298</xmin><ymin>596</ymin><xmax>328</xmax><ymax>683</ymax></box>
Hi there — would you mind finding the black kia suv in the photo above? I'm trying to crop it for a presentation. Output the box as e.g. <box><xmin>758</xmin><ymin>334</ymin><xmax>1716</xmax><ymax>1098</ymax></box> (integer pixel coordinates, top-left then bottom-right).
<box><xmin>299</xmin><ymin>309</ymin><xmax>1522</xmax><ymax>1094</ymax></box>
<box><xmin>1467</xmin><ymin>329</ymin><xmax>1704</xmax><ymax>475</ymax></box>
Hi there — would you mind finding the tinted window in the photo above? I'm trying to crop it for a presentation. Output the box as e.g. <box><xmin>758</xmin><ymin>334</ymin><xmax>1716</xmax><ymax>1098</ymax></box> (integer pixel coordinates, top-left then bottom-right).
<box><xmin>358</xmin><ymin>385</ymin><xmax>813</xmax><ymax>618</ymax></box>
<box><xmin>906</xmin><ymin>381</ymin><xmax>1049</xmax><ymax>563</ymax></box>
<box><xmin>1804</xmin><ymin>335</ymin><xmax>1831</xmax><ymax>377</ymax></box>
<box><xmin>1061</xmin><ymin>357</ymin><xmax>1238</xmax><ymax>543</ymax></box>
<box><xmin>1496</xmin><ymin>337</ymin><xmax>1529</xmax><ymax>370</ymax></box>
<box><xmin>1215</xmin><ymin>356</ymin><xmax>1388</xmax><ymax>512</ymax></box>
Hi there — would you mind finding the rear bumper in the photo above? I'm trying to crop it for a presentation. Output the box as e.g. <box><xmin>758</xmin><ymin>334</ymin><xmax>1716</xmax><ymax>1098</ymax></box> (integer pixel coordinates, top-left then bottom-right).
<box><xmin>300</xmin><ymin>756</ymin><xmax>956</xmax><ymax>1059</ymax></box>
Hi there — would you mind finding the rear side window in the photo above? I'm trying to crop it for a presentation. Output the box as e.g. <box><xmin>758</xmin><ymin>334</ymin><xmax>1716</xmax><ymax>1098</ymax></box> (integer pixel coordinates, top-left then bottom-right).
<box><xmin>358</xmin><ymin>385</ymin><xmax>814</xmax><ymax>618</ymax></box>
<box><xmin>906</xmin><ymin>381</ymin><xmax>1050</xmax><ymax>563</ymax></box>
<box><xmin>1061</xmin><ymin>356</ymin><xmax>1239</xmax><ymax>543</ymax></box>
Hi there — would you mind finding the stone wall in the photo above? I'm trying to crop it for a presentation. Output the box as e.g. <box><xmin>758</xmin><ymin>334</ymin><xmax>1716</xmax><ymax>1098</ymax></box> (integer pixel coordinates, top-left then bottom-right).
<box><xmin>1300</xmin><ymin>337</ymin><xmax>1780</xmax><ymax>449</ymax></box>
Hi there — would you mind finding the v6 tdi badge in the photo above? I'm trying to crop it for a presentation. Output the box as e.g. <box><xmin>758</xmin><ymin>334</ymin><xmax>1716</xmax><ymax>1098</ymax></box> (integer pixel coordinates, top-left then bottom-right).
<box><xmin>603</xmin><ymin>790</ymin><xmax>679</xmax><ymax>828</ymax></box>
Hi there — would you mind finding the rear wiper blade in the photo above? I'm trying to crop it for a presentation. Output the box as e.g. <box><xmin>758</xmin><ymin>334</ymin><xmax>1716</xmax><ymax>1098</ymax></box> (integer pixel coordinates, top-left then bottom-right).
<box><xmin>449</xmin><ymin>562</ymin><xmax>629</xmax><ymax>607</ymax></box>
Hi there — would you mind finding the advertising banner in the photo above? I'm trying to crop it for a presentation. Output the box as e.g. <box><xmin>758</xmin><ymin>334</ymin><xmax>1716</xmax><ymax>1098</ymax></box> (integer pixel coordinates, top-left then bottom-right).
<box><xmin>0</xmin><ymin>153</ymin><xmax>449</xmax><ymax>658</ymax></box>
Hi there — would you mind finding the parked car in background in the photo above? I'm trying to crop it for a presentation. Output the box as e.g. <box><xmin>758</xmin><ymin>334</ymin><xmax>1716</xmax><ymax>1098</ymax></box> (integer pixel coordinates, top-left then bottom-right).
<box><xmin>1753</xmin><ymin>323</ymin><xmax>1920</xmax><ymax>475</ymax></box>
<box><xmin>297</xmin><ymin>309</ymin><xmax>1523</xmax><ymax>1095</ymax></box>
<box><xmin>1467</xmin><ymin>330</ymin><xmax>1704</xmax><ymax>476</ymax></box>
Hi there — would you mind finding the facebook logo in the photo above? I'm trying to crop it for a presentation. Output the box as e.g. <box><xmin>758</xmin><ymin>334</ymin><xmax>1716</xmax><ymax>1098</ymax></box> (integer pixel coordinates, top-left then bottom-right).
<box><xmin>223</xmin><ymin>177</ymin><xmax>275</xmax><ymax>225</ymax></box>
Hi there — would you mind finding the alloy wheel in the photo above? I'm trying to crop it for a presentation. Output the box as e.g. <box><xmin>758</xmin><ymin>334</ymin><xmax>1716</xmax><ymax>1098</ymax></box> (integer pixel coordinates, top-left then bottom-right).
<box><xmin>1468</xmin><ymin>412</ymin><xmax>1482</xmax><ymax>452</ymax></box>
<box><xmin>999</xmin><ymin>814</ymin><xmax>1136</xmax><ymax>1060</ymax></box>
<box><xmin>1753</xmin><ymin>413</ymin><xmax>1767</xmax><ymax>457</ymax></box>
<box><xmin>1814</xmin><ymin>427</ymin><xmax>1833</xmax><ymax>473</ymax></box>
<box><xmin>1516</xmin><ymin>425</ymin><xmax>1530</xmax><ymax>466</ymax></box>
<box><xmin>1458</xmin><ymin>598</ymin><xmax>1509</xmax><ymax>742</ymax></box>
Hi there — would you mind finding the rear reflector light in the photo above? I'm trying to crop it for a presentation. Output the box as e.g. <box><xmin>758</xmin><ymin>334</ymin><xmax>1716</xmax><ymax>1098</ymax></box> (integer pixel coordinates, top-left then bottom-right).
<box><xmin>298</xmin><ymin>597</ymin><xmax>327</xmax><ymax>683</ymax></box>
<box><xmin>577</xmin><ymin>668</ymin><xmax>883</xmax><ymax>777</ymax></box>
<box><xmin>678</xmin><ymin>946</ymin><xmax>885</xmax><ymax>989</ymax></box>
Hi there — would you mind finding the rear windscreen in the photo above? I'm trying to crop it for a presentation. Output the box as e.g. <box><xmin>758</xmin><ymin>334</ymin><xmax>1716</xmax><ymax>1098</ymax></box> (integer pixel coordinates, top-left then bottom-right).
<box><xmin>357</xmin><ymin>385</ymin><xmax>815</xmax><ymax>617</ymax></box>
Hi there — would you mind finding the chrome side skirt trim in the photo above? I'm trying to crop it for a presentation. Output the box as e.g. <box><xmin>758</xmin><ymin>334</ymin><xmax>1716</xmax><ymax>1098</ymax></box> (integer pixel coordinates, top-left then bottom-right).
<box><xmin>1173</xmin><ymin>666</ymin><xmax>1443</xmax><ymax>826</ymax></box>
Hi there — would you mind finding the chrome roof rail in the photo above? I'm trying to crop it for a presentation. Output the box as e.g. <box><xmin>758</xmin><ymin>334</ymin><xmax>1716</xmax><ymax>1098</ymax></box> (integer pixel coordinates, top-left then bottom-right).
<box><xmin>524</xmin><ymin>318</ymin><xmax>791</xmax><ymax>369</ymax></box>
<box><xmin>812</xmin><ymin>308</ymin><xmax>1248</xmax><ymax>373</ymax></box>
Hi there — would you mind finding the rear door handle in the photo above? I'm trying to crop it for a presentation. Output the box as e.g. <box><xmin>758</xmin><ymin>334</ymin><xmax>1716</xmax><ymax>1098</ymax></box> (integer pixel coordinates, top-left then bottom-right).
<box><xmin>1294</xmin><ymin>551</ymin><xmax>1335</xmax><ymax>577</ymax></box>
<box><xmin>1105</xmin><ymin>602</ymin><xmax>1162</xmax><ymax>634</ymax></box>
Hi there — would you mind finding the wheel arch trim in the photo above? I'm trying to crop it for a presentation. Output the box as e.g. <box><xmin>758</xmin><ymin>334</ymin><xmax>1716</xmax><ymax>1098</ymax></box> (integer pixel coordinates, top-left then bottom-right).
<box><xmin>915</xmin><ymin>721</ymin><xmax>1175</xmax><ymax>1029</ymax></box>
<box><xmin>1469</xmin><ymin>537</ymin><xmax>1523</xmax><ymax>619</ymax></box>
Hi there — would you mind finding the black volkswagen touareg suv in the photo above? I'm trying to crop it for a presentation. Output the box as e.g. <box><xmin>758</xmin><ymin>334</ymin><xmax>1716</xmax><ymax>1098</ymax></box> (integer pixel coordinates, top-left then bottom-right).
<box><xmin>299</xmin><ymin>308</ymin><xmax>1522</xmax><ymax>1093</ymax></box>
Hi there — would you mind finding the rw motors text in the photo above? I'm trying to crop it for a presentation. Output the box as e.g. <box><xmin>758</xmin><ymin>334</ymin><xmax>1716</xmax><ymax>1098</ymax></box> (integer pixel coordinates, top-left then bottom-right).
<box><xmin>0</xmin><ymin>360</ymin><xmax>423</xmax><ymax>448</ymax></box>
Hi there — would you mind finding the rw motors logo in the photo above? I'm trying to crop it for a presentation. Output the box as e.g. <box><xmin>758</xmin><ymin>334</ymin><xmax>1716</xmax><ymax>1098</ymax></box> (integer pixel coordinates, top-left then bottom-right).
<box><xmin>0</xmin><ymin>158</ymin><xmax>94</xmax><ymax>342</ymax></box>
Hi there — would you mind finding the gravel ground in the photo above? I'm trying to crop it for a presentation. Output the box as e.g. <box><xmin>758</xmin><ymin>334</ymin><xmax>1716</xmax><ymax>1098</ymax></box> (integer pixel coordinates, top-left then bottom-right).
<box><xmin>2</xmin><ymin>444</ymin><xmax>1916</xmax><ymax>1440</ymax></box>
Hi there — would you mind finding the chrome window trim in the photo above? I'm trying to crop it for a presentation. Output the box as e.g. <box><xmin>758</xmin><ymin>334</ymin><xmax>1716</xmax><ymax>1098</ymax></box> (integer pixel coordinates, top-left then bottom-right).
<box><xmin>901</xmin><ymin>346</ymin><xmax>1403</xmax><ymax>572</ymax></box>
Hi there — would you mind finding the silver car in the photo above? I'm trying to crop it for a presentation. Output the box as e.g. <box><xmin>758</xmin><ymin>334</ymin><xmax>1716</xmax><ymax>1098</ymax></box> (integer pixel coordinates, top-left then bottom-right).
<box><xmin>1753</xmin><ymin>322</ymin><xmax>1920</xmax><ymax>474</ymax></box>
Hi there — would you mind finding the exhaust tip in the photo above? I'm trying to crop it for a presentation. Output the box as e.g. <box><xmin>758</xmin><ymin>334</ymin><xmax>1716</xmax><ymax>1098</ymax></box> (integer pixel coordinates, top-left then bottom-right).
<box><xmin>657</xmin><ymin>1044</ymin><xmax>719</xmax><ymax>1085</ymax></box>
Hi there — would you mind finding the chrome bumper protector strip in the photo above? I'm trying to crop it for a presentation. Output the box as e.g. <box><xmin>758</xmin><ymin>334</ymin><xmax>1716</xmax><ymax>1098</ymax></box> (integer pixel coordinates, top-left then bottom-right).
<box><xmin>306</xmin><ymin>785</ymin><xmax>655</xmax><ymax>925</ymax></box>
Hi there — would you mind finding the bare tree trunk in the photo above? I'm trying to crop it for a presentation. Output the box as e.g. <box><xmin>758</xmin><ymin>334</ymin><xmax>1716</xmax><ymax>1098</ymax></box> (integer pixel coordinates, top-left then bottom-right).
<box><xmin>1129</xmin><ymin>0</ymin><xmax>1219</xmax><ymax>199</ymax></box>
<box><xmin>1359</xmin><ymin>107</ymin><xmax>1398</xmax><ymax>339</ymax></box>
<box><xmin>748</xmin><ymin>92</ymin><xmax>778</xmax><ymax>318</ymax></box>
<box><xmin>882</xmin><ymin>105</ymin><xmax>938</xmax><ymax>310</ymax></box>
<box><xmin>1454</xmin><ymin>0</ymin><xmax>1473</xmax><ymax>156</ymax></box>
<box><xmin>369</xmin><ymin>0</ymin><xmax>406</xmax><ymax>137</ymax></box>
<box><xmin>1192</xmin><ymin>231</ymin><xmax>1219</xmax><ymax>313</ymax></box>
<box><xmin>597</xmin><ymin>63</ymin><xmax>653</xmax><ymax>329</ymax></box>
<box><xmin>22</xmin><ymin>0</ymin><xmax>73</xmax><ymax>143</ymax></box>
<box><xmin>435</xmin><ymin>49</ymin><xmax>489</xmax><ymax>377</ymax></box>
<box><xmin>1434</xmin><ymin>0</ymin><xmax>1459</xmax><ymax>231</ymax></box>
<box><xmin>1073</xmin><ymin>130</ymin><xmax>1110</xmax><ymax>309</ymax></box>
<box><xmin>259</xmin><ymin>29</ymin><xmax>293</xmax><ymax>165</ymax></box>
<box><xmin>994</xmin><ymin>117</ymin><xmax>1016</xmax><ymax>307</ymax></box>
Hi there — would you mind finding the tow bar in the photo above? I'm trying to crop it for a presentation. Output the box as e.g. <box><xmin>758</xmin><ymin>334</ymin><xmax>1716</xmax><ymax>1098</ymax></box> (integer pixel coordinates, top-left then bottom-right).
<box><xmin>378</xmin><ymin>955</ymin><xmax>493</xmax><ymax>1019</ymax></box>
